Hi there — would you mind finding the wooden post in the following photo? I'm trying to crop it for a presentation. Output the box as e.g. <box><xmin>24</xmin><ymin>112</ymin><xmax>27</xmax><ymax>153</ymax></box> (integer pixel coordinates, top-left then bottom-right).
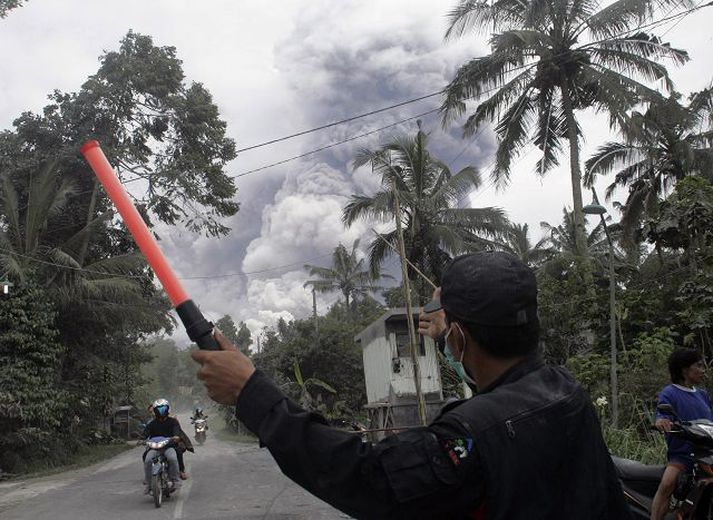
<box><xmin>393</xmin><ymin>186</ymin><xmax>428</xmax><ymax>426</ymax></box>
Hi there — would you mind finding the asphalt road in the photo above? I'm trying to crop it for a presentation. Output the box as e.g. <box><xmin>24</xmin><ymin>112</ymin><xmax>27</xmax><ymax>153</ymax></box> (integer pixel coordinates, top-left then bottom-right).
<box><xmin>0</xmin><ymin>417</ymin><xmax>348</xmax><ymax>520</ymax></box>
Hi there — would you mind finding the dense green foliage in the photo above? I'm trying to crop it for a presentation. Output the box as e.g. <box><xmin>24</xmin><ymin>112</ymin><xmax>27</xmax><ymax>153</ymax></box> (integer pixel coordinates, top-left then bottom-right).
<box><xmin>0</xmin><ymin>280</ymin><xmax>66</xmax><ymax>472</ymax></box>
<box><xmin>252</xmin><ymin>298</ymin><xmax>384</xmax><ymax>421</ymax></box>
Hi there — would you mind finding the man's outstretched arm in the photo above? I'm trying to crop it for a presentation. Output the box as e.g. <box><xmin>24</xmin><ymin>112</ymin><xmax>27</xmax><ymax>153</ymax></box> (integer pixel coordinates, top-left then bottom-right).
<box><xmin>192</xmin><ymin>331</ymin><xmax>482</xmax><ymax>520</ymax></box>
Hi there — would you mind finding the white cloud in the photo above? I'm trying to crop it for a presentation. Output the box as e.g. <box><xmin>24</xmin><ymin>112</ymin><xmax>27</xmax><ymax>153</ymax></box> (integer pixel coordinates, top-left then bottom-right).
<box><xmin>242</xmin><ymin>162</ymin><xmax>368</xmax><ymax>273</ymax></box>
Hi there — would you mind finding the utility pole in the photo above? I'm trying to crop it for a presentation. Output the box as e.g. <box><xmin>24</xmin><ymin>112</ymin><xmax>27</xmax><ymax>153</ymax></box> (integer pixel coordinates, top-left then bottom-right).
<box><xmin>584</xmin><ymin>188</ymin><xmax>618</xmax><ymax>428</ymax></box>
<box><xmin>312</xmin><ymin>287</ymin><xmax>319</xmax><ymax>341</ymax></box>
<box><xmin>393</xmin><ymin>184</ymin><xmax>428</xmax><ymax>426</ymax></box>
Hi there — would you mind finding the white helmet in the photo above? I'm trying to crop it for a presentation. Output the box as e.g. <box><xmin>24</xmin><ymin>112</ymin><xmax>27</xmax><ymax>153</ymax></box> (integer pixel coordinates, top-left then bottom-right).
<box><xmin>152</xmin><ymin>398</ymin><xmax>170</xmax><ymax>418</ymax></box>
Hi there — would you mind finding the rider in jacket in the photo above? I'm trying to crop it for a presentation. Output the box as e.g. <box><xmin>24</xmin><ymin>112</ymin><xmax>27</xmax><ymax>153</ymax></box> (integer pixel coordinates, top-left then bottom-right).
<box><xmin>143</xmin><ymin>398</ymin><xmax>183</xmax><ymax>493</ymax></box>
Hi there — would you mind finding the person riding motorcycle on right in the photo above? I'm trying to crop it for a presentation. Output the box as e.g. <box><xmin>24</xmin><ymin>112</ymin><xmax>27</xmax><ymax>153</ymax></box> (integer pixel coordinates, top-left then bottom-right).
<box><xmin>142</xmin><ymin>398</ymin><xmax>185</xmax><ymax>493</ymax></box>
<box><xmin>651</xmin><ymin>348</ymin><xmax>713</xmax><ymax>520</ymax></box>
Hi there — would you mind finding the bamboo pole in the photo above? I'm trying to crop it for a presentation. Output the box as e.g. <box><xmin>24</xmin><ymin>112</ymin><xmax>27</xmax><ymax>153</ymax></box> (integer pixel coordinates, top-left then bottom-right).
<box><xmin>393</xmin><ymin>187</ymin><xmax>428</xmax><ymax>426</ymax></box>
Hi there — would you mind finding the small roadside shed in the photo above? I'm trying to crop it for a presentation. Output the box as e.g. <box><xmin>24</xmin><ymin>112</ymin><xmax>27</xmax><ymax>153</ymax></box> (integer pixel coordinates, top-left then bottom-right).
<box><xmin>355</xmin><ymin>307</ymin><xmax>443</xmax><ymax>436</ymax></box>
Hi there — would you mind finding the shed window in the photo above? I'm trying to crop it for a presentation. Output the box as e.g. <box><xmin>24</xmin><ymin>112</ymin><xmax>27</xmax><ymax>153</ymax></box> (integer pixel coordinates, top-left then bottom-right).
<box><xmin>393</xmin><ymin>326</ymin><xmax>425</xmax><ymax>357</ymax></box>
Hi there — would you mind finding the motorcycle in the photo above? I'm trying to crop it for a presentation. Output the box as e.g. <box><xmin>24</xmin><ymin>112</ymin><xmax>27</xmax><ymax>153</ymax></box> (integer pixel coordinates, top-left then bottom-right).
<box><xmin>192</xmin><ymin>417</ymin><xmax>208</xmax><ymax>445</ymax></box>
<box><xmin>145</xmin><ymin>436</ymin><xmax>177</xmax><ymax>508</ymax></box>
<box><xmin>614</xmin><ymin>404</ymin><xmax>713</xmax><ymax>519</ymax></box>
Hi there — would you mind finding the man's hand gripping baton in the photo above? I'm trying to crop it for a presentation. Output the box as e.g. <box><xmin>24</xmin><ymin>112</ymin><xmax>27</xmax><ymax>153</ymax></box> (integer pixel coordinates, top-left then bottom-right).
<box><xmin>80</xmin><ymin>140</ymin><xmax>219</xmax><ymax>350</ymax></box>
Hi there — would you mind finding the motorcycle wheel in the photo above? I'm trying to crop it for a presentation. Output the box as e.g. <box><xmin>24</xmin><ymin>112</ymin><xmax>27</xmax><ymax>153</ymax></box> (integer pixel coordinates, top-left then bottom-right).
<box><xmin>151</xmin><ymin>474</ymin><xmax>162</xmax><ymax>508</ymax></box>
<box><xmin>196</xmin><ymin>432</ymin><xmax>205</xmax><ymax>445</ymax></box>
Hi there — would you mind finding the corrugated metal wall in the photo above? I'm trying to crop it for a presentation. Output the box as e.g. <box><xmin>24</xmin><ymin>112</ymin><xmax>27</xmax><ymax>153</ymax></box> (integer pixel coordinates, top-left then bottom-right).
<box><xmin>389</xmin><ymin>334</ymin><xmax>442</xmax><ymax>398</ymax></box>
<box><xmin>362</xmin><ymin>336</ymin><xmax>392</xmax><ymax>403</ymax></box>
<box><xmin>362</xmin><ymin>332</ymin><xmax>442</xmax><ymax>404</ymax></box>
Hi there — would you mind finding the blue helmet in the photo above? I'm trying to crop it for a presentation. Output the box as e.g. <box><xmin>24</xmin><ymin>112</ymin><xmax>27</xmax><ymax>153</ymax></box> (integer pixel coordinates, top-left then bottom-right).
<box><xmin>152</xmin><ymin>398</ymin><xmax>170</xmax><ymax>418</ymax></box>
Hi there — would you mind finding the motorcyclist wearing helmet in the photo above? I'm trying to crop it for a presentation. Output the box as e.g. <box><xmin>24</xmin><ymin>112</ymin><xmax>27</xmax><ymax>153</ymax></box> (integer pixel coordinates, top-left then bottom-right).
<box><xmin>190</xmin><ymin>407</ymin><xmax>205</xmax><ymax>422</ymax></box>
<box><xmin>143</xmin><ymin>398</ymin><xmax>183</xmax><ymax>493</ymax></box>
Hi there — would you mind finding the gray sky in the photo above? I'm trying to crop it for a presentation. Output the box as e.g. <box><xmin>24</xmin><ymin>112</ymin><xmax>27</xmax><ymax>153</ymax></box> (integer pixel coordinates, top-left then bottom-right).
<box><xmin>1</xmin><ymin>0</ymin><xmax>712</xmax><ymax>345</ymax></box>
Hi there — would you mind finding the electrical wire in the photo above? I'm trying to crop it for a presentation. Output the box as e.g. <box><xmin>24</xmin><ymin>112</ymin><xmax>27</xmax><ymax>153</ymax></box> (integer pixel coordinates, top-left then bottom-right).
<box><xmin>233</xmin><ymin>109</ymin><xmax>441</xmax><ymax>178</ymax></box>
<box><xmin>0</xmin><ymin>246</ymin><xmax>334</xmax><ymax>280</ymax></box>
<box><xmin>235</xmin><ymin>91</ymin><xmax>443</xmax><ymax>153</ymax></box>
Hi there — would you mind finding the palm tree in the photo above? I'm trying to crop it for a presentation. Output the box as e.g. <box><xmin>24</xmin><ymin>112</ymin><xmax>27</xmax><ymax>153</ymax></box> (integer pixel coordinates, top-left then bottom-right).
<box><xmin>541</xmin><ymin>208</ymin><xmax>610</xmax><ymax>260</ymax></box>
<box><xmin>303</xmin><ymin>239</ymin><xmax>380</xmax><ymax>311</ymax></box>
<box><xmin>499</xmin><ymin>222</ymin><xmax>553</xmax><ymax>268</ymax></box>
<box><xmin>585</xmin><ymin>89</ymin><xmax>713</xmax><ymax>241</ymax></box>
<box><xmin>441</xmin><ymin>0</ymin><xmax>688</xmax><ymax>258</ymax></box>
<box><xmin>343</xmin><ymin>125</ymin><xmax>507</xmax><ymax>290</ymax></box>
<box><xmin>0</xmin><ymin>163</ymin><xmax>169</xmax><ymax>328</ymax></box>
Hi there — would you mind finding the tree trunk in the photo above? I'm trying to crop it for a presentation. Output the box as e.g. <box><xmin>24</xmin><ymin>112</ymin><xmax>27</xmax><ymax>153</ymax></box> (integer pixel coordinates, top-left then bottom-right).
<box><xmin>77</xmin><ymin>179</ymin><xmax>100</xmax><ymax>265</ymax></box>
<box><xmin>560</xmin><ymin>79</ymin><xmax>588</xmax><ymax>259</ymax></box>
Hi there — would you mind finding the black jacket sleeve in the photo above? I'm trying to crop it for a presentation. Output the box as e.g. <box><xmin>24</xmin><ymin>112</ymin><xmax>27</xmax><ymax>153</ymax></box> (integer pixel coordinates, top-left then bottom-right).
<box><xmin>236</xmin><ymin>370</ymin><xmax>483</xmax><ymax>520</ymax></box>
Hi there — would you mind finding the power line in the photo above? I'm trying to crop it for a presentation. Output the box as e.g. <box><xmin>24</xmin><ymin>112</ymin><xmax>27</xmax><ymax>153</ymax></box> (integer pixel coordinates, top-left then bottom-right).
<box><xmin>180</xmin><ymin>251</ymin><xmax>333</xmax><ymax>279</ymax></box>
<box><xmin>659</xmin><ymin>0</ymin><xmax>707</xmax><ymax>37</ymax></box>
<box><xmin>0</xmin><ymin>245</ymin><xmax>335</xmax><ymax>281</ymax></box>
<box><xmin>235</xmin><ymin>91</ymin><xmax>443</xmax><ymax>153</ymax></box>
<box><xmin>232</xmin><ymin>108</ymin><xmax>441</xmax><ymax>178</ymax></box>
<box><xmin>0</xmin><ymin>246</ymin><xmax>152</xmax><ymax>280</ymax></box>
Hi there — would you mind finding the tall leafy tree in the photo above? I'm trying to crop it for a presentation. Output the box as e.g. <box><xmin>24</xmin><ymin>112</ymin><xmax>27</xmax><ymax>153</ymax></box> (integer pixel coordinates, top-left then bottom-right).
<box><xmin>585</xmin><ymin>89</ymin><xmax>713</xmax><ymax>240</ymax></box>
<box><xmin>0</xmin><ymin>161</ymin><xmax>171</xmax><ymax>445</ymax></box>
<box><xmin>253</xmin><ymin>297</ymin><xmax>385</xmax><ymax>418</ymax></box>
<box><xmin>236</xmin><ymin>321</ymin><xmax>254</xmax><ymax>357</ymax></box>
<box><xmin>343</xmin><ymin>125</ymin><xmax>506</xmax><ymax>289</ymax></box>
<box><xmin>1</xmin><ymin>30</ymin><xmax>238</xmax><ymax>238</ymax></box>
<box><xmin>215</xmin><ymin>315</ymin><xmax>240</xmax><ymax>344</ymax></box>
<box><xmin>304</xmin><ymin>239</ymin><xmax>380</xmax><ymax>311</ymax></box>
<box><xmin>441</xmin><ymin>0</ymin><xmax>688</xmax><ymax>258</ymax></box>
<box><xmin>214</xmin><ymin>315</ymin><xmax>253</xmax><ymax>356</ymax></box>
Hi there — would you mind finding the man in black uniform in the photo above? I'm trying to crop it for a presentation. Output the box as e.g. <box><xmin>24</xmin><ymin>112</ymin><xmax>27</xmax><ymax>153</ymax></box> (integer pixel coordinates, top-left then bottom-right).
<box><xmin>192</xmin><ymin>251</ymin><xmax>631</xmax><ymax>519</ymax></box>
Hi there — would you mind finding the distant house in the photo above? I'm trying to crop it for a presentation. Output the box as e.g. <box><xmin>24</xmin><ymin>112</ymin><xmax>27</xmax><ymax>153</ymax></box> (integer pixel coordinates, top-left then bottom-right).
<box><xmin>355</xmin><ymin>308</ymin><xmax>444</xmax><ymax>438</ymax></box>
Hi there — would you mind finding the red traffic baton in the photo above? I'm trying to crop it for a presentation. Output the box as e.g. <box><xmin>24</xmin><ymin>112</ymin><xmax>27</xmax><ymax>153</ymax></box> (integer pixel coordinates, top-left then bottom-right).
<box><xmin>80</xmin><ymin>140</ymin><xmax>219</xmax><ymax>350</ymax></box>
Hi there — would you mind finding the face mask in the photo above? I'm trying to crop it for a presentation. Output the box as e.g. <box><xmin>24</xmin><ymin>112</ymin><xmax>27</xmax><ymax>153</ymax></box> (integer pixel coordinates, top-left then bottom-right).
<box><xmin>444</xmin><ymin>324</ymin><xmax>477</xmax><ymax>388</ymax></box>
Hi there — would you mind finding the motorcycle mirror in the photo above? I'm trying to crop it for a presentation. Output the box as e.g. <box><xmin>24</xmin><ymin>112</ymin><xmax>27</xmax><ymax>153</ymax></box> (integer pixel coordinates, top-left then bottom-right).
<box><xmin>657</xmin><ymin>403</ymin><xmax>678</xmax><ymax>418</ymax></box>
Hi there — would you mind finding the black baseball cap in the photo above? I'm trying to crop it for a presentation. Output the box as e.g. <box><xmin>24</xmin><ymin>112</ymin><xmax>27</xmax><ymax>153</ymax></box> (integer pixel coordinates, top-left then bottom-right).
<box><xmin>425</xmin><ymin>251</ymin><xmax>537</xmax><ymax>327</ymax></box>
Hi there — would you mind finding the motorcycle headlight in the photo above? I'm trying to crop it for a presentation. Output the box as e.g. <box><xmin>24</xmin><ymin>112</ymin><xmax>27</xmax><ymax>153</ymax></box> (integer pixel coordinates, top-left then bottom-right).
<box><xmin>148</xmin><ymin>440</ymin><xmax>168</xmax><ymax>450</ymax></box>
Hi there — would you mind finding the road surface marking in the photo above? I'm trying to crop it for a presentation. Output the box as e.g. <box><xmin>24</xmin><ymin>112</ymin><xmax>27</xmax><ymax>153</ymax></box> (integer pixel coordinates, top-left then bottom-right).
<box><xmin>173</xmin><ymin>464</ymin><xmax>193</xmax><ymax>519</ymax></box>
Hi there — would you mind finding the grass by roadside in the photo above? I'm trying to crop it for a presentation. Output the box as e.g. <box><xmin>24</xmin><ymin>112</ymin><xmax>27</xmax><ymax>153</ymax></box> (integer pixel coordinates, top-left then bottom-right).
<box><xmin>6</xmin><ymin>442</ymin><xmax>135</xmax><ymax>481</ymax></box>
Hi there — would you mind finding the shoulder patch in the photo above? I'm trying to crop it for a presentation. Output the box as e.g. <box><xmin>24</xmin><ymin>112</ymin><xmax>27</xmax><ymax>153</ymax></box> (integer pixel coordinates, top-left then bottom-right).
<box><xmin>443</xmin><ymin>437</ymin><xmax>474</xmax><ymax>466</ymax></box>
